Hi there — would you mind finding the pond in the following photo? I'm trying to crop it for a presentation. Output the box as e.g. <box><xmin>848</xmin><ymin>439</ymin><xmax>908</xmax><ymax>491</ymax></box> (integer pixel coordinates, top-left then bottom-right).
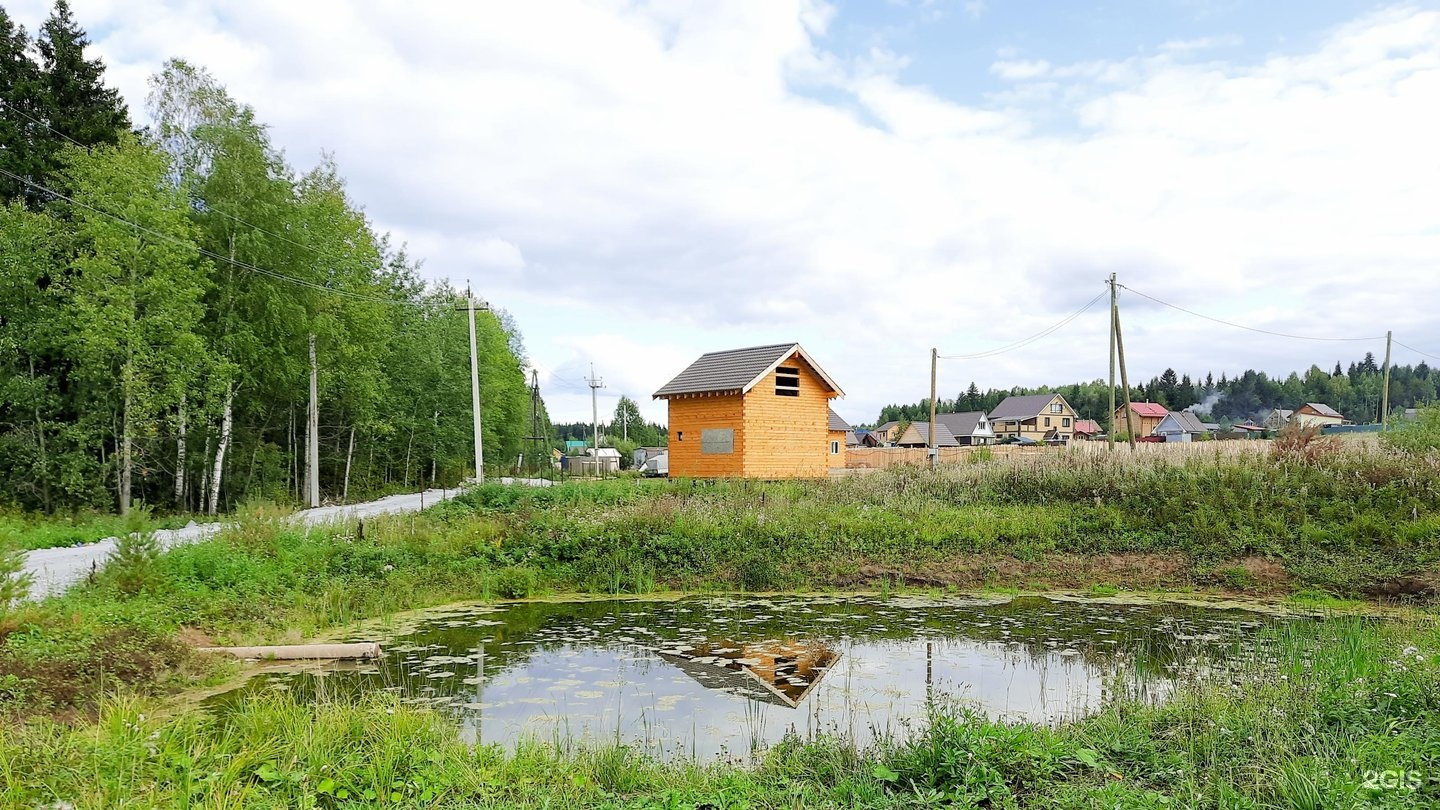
<box><xmin>207</xmin><ymin>594</ymin><xmax>1291</xmax><ymax>761</ymax></box>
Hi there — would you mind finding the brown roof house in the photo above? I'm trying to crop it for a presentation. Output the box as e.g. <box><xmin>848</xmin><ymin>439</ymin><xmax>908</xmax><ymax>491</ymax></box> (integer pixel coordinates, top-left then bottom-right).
<box><xmin>1292</xmin><ymin>403</ymin><xmax>1345</xmax><ymax>429</ymax></box>
<box><xmin>1114</xmin><ymin>402</ymin><xmax>1168</xmax><ymax>437</ymax></box>
<box><xmin>654</xmin><ymin>343</ymin><xmax>844</xmax><ymax>479</ymax></box>
<box><xmin>989</xmin><ymin>393</ymin><xmax>1077</xmax><ymax>443</ymax></box>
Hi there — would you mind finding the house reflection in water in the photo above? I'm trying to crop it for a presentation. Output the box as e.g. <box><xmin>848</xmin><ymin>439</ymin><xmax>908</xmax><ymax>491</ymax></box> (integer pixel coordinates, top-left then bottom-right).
<box><xmin>656</xmin><ymin>638</ymin><xmax>840</xmax><ymax>708</ymax></box>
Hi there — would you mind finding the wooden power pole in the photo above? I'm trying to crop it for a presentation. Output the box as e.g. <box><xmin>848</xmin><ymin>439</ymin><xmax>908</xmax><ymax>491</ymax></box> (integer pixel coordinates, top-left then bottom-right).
<box><xmin>1108</xmin><ymin>273</ymin><xmax>1117</xmax><ymax>452</ymax></box>
<box><xmin>463</xmin><ymin>289</ymin><xmax>488</xmax><ymax>483</ymax></box>
<box><xmin>1111</xmin><ymin>281</ymin><xmax>1137</xmax><ymax>449</ymax></box>
<box><xmin>1381</xmin><ymin>330</ymin><xmax>1393</xmax><ymax>427</ymax></box>
<box><xmin>306</xmin><ymin>333</ymin><xmax>320</xmax><ymax>507</ymax></box>
<box><xmin>929</xmin><ymin>348</ymin><xmax>938</xmax><ymax>469</ymax></box>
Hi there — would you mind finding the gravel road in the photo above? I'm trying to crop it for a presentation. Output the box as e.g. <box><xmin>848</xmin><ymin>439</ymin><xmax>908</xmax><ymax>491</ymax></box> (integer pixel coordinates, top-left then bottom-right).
<box><xmin>19</xmin><ymin>478</ymin><xmax>551</xmax><ymax>600</ymax></box>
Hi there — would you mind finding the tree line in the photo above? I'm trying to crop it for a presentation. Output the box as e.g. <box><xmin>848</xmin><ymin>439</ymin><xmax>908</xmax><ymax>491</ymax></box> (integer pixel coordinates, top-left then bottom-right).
<box><xmin>875</xmin><ymin>353</ymin><xmax>1435</xmax><ymax>427</ymax></box>
<box><xmin>1</xmin><ymin>2</ymin><xmax>537</xmax><ymax>515</ymax></box>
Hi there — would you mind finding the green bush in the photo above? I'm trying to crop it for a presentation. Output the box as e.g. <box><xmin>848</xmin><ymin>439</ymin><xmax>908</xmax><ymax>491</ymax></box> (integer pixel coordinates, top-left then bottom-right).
<box><xmin>1381</xmin><ymin>404</ymin><xmax>1440</xmax><ymax>454</ymax></box>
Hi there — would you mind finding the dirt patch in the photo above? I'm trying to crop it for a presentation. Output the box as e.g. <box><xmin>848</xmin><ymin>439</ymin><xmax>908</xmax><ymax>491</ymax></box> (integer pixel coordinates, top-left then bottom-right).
<box><xmin>177</xmin><ymin>627</ymin><xmax>216</xmax><ymax>647</ymax></box>
<box><xmin>1366</xmin><ymin>571</ymin><xmax>1440</xmax><ymax>599</ymax></box>
<box><xmin>1237</xmin><ymin>557</ymin><xmax>1292</xmax><ymax>588</ymax></box>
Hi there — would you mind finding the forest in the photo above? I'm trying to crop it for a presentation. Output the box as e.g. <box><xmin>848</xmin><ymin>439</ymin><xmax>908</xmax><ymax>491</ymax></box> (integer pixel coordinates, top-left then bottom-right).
<box><xmin>876</xmin><ymin>352</ymin><xmax>1436</xmax><ymax>428</ymax></box>
<box><xmin>0</xmin><ymin>2</ymin><xmax>538</xmax><ymax>516</ymax></box>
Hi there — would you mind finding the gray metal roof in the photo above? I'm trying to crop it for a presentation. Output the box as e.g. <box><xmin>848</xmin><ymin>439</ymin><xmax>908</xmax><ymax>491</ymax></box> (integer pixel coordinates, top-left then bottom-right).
<box><xmin>1158</xmin><ymin>410</ymin><xmax>1209</xmax><ymax>434</ymax></box>
<box><xmin>934</xmin><ymin>411</ymin><xmax>991</xmax><ymax>437</ymax></box>
<box><xmin>1302</xmin><ymin>402</ymin><xmax>1343</xmax><ymax>418</ymax></box>
<box><xmin>988</xmin><ymin>394</ymin><xmax>1063</xmax><ymax>421</ymax></box>
<box><xmin>898</xmin><ymin>422</ymin><xmax>960</xmax><ymax>447</ymax></box>
<box><xmin>828</xmin><ymin>408</ymin><xmax>851</xmax><ymax>432</ymax></box>
<box><xmin>653</xmin><ymin>343</ymin><xmax>844</xmax><ymax>398</ymax></box>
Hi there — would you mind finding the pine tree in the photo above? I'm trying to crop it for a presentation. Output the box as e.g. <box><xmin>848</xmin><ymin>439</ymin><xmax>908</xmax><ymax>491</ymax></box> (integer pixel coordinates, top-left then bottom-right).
<box><xmin>35</xmin><ymin>1</ymin><xmax>129</xmax><ymax>155</ymax></box>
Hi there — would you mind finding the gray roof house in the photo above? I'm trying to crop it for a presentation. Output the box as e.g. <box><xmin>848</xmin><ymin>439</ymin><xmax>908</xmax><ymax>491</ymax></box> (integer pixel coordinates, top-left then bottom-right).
<box><xmin>895</xmin><ymin>421</ymin><xmax>960</xmax><ymax>447</ymax></box>
<box><xmin>933</xmin><ymin>411</ymin><xmax>996</xmax><ymax>446</ymax></box>
<box><xmin>988</xmin><ymin>393</ymin><xmax>1078</xmax><ymax>443</ymax></box>
<box><xmin>1153</xmin><ymin>410</ymin><xmax>1209</xmax><ymax>442</ymax></box>
<box><xmin>1262</xmin><ymin>409</ymin><xmax>1294</xmax><ymax>431</ymax></box>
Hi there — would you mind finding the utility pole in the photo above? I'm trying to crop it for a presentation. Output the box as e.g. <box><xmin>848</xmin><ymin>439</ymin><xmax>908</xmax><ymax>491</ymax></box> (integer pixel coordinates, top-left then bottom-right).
<box><xmin>1112</xmin><ymin>283</ymin><xmax>1137</xmax><ymax>449</ymax></box>
<box><xmin>929</xmin><ymin>348</ymin><xmax>938</xmax><ymax>469</ymax></box>
<box><xmin>1381</xmin><ymin>330</ymin><xmax>1393</xmax><ymax>427</ymax></box>
<box><xmin>1108</xmin><ymin>273</ymin><xmax>1117</xmax><ymax>452</ymax></box>
<box><xmin>462</xmin><ymin>288</ymin><xmax>489</xmax><ymax>483</ymax></box>
<box><xmin>587</xmin><ymin>364</ymin><xmax>604</xmax><ymax>477</ymax></box>
<box><xmin>524</xmin><ymin>369</ymin><xmax>547</xmax><ymax>478</ymax></box>
<box><xmin>306</xmin><ymin>333</ymin><xmax>320</xmax><ymax>507</ymax></box>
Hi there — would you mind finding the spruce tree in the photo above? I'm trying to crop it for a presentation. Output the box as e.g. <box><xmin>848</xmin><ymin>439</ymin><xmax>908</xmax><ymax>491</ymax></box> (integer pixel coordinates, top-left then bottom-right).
<box><xmin>35</xmin><ymin>1</ymin><xmax>129</xmax><ymax>157</ymax></box>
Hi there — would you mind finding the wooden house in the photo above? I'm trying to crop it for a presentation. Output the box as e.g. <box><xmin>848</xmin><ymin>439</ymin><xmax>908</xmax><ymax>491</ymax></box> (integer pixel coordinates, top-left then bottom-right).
<box><xmin>1292</xmin><ymin>402</ymin><xmax>1345</xmax><ymax>429</ymax></box>
<box><xmin>871</xmin><ymin>421</ymin><xmax>901</xmax><ymax>444</ymax></box>
<box><xmin>1262</xmin><ymin>409</ymin><xmax>1294</xmax><ymax>431</ymax></box>
<box><xmin>653</xmin><ymin>343</ymin><xmax>844</xmax><ymax>479</ymax></box>
<box><xmin>828</xmin><ymin>408</ymin><xmax>851</xmax><ymax>469</ymax></box>
<box><xmin>1072</xmin><ymin>419</ymin><xmax>1103</xmax><ymax>440</ymax></box>
<box><xmin>989</xmin><ymin>393</ymin><xmax>1078</xmax><ymax>443</ymax></box>
<box><xmin>1113</xmin><ymin>402</ymin><xmax>1168</xmax><ymax>437</ymax></box>
<box><xmin>895</xmin><ymin>421</ymin><xmax>960</xmax><ymax>447</ymax></box>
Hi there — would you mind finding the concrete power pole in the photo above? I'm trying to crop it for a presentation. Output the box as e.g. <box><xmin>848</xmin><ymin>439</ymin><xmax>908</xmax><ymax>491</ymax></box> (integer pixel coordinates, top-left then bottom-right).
<box><xmin>928</xmin><ymin>348</ymin><xmax>938</xmax><ymax>469</ymax></box>
<box><xmin>587</xmin><ymin>365</ymin><xmax>604</xmax><ymax>477</ymax></box>
<box><xmin>465</xmin><ymin>289</ymin><xmax>486</xmax><ymax>483</ymax></box>
<box><xmin>1381</xmin><ymin>330</ymin><xmax>1393</xmax><ymax>427</ymax></box>
<box><xmin>306</xmin><ymin>333</ymin><xmax>320</xmax><ymax>507</ymax></box>
<box><xmin>1108</xmin><ymin>273</ymin><xmax>1117</xmax><ymax>452</ymax></box>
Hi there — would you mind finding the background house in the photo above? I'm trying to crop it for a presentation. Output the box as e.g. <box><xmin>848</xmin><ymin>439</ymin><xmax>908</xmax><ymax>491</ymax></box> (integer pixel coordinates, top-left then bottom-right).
<box><xmin>895</xmin><ymin>422</ymin><xmax>959</xmax><ymax>448</ymax></box>
<box><xmin>1114</xmin><ymin>402</ymin><xmax>1168</xmax><ymax>437</ymax></box>
<box><xmin>1153</xmin><ymin>410</ymin><xmax>1208</xmax><ymax>442</ymax></box>
<box><xmin>933</xmin><ymin>411</ymin><xmax>995</xmax><ymax>446</ymax></box>
<box><xmin>989</xmin><ymin>393</ymin><xmax>1077</xmax><ymax>443</ymax></box>
<box><xmin>653</xmin><ymin>343</ymin><xmax>844</xmax><ymax>479</ymax></box>
<box><xmin>871</xmin><ymin>421</ymin><xmax>901</xmax><ymax>444</ymax></box>
<box><xmin>1072</xmin><ymin>419</ymin><xmax>1103</xmax><ymax>440</ymax></box>
<box><xmin>1292</xmin><ymin>402</ymin><xmax>1345</xmax><ymax>429</ymax></box>
<box><xmin>1262</xmin><ymin>409</ymin><xmax>1294</xmax><ymax>431</ymax></box>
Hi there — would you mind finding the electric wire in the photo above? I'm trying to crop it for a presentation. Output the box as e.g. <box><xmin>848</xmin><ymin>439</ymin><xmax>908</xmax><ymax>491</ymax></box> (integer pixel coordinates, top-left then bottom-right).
<box><xmin>0</xmin><ymin>167</ymin><xmax>415</xmax><ymax>308</ymax></box>
<box><xmin>0</xmin><ymin>97</ymin><xmax>364</xmax><ymax>271</ymax></box>
<box><xmin>1393</xmin><ymin>340</ymin><xmax>1440</xmax><ymax>362</ymax></box>
<box><xmin>938</xmin><ymin>288</ymin><xmax>1108</xmax><ymax>360</ymax></box>
<box><xmin>1117</xmin><ymin>284</ymin><xmax>1385</xmax><ymax>343</ymax></box>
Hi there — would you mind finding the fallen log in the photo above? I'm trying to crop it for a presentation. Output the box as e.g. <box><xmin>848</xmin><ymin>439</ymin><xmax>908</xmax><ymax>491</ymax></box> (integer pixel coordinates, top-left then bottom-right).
<box><xmin>198</xmin><ymin>642</ymin><xmax>382</xmax><ymax>660</ymax></box>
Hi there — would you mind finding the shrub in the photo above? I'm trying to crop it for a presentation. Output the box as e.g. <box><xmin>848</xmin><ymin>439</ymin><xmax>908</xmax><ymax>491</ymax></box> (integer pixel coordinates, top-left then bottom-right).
<box><xmin>106</xmin><ymin>531</ymin><xmax>162</xmax><ymax>596</ymax></box>
<box><xmin>1381</xmin><ymin>404</ymin><xmax>1440</xmax><ymax>454</ymax></box>
<box><xmin>1270</xmin><ymin>423</ymin><xmax>1341</xmax><ymax>465</ymax></box>
<box><xmin>1</xmin><ymin>550</ymin><xmax>31</xmax><ymax>608</ymax></box>
<box><xmin>492</xmin><ymin>566</ymin><xmax>539</xmax><ymax>599</ymax></box>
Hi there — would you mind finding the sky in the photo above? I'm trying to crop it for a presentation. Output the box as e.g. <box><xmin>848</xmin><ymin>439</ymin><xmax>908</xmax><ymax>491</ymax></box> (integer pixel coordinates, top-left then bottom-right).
<box><xmin>10</xmin><ymin>0</ymin><xmax>1440</xmax><ymax>425</ymax></box>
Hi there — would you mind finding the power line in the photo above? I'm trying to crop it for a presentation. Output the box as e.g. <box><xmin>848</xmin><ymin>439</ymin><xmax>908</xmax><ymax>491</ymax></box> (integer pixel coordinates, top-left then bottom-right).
<box><xmin>1118</xmin><ymin>284</ymin><xmax>1385</xmax><ymax>343</ymax></box>
<box><xmin>1393</xmin><ymin>339</ymin><xmax>1440</xmax><ymax>362</ymax></box>
<box><xmin>939</xmin><ymin>288</ymin><xmax>1107</xmax><ymax>360</ymax></box>
<box><xmin>0</xmin><ymin>167</ymin><xmax>412</xmax><ymax>308</ymax></box>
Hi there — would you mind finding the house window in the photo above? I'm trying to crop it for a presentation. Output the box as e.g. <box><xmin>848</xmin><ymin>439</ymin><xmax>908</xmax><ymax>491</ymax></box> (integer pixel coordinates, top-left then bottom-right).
<box><xmin>701</xmin><ymin>428</ymin><xmax>734</xmax><ymax>454</ymax></box>
<box><xmin>830</xmin><ymin>440</ymin><xmax>840</xmax><ymax>455</ymax></box>
<box><xmin>1063</xmin><ymin>417</ymin><xmax>1071</xmax><ymax>428</ymax></box>
<box><xmin>775</xmin><ymin>366</ymin><xmax>800</xmax><ymax>397</ymax></box>
<box><xmin>677</xmin><ymin>431</ymin><xmax>683</xmax><ymax>441</ymax></box>
<box><xmin>1050</xmin><ymin>403</ymin><xmax>1063</xmax><ymax>413</ymax></box>
<box><xmin>1044</xmin><ymin>417</ymin><xmax>1051</xmax><ymax>427</ymax></box>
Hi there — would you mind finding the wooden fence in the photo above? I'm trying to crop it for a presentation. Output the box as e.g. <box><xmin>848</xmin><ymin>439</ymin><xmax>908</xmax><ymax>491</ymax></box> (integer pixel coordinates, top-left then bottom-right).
<box><xmin>845</xmin><ymin>439</ymin><xmax>1273</xmax><ymax>469</ymax></box>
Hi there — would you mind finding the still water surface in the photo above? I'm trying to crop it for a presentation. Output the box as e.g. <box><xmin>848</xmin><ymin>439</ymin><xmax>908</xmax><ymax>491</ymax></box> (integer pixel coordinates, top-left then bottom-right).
<box><xmin>210</xmin><ymin>595</ymin><xmax>1285</xmax><ymax>760</ymax></box>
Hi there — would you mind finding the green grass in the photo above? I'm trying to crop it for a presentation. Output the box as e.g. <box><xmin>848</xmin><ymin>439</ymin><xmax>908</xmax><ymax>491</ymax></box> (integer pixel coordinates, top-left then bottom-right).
<box><xmin>1</xmin><ymin>618</ymin><xmax>1436</xmax><ymax>808</ymax></box>
<box><xmin>0</xmin><ymin>506</ymin><xmax>225</xmax><ymax>553</ymax></box>
<box><xmin>4</xmin><ymin>448</ymin><xmax>1440</xmax><ymax>718</ymax></box>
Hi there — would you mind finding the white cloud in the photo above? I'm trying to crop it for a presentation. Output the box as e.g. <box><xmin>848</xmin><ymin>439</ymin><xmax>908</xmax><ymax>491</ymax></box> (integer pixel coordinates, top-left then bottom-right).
<box><xmin>13</xmin><ymin>2</ymin><xmax>1440</xmax><ymax>424</ymax></box>
<box><xmin>989</xmin><ymin>59</ymin><xmax>1052</xmax><ymax>80</ymax></box>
